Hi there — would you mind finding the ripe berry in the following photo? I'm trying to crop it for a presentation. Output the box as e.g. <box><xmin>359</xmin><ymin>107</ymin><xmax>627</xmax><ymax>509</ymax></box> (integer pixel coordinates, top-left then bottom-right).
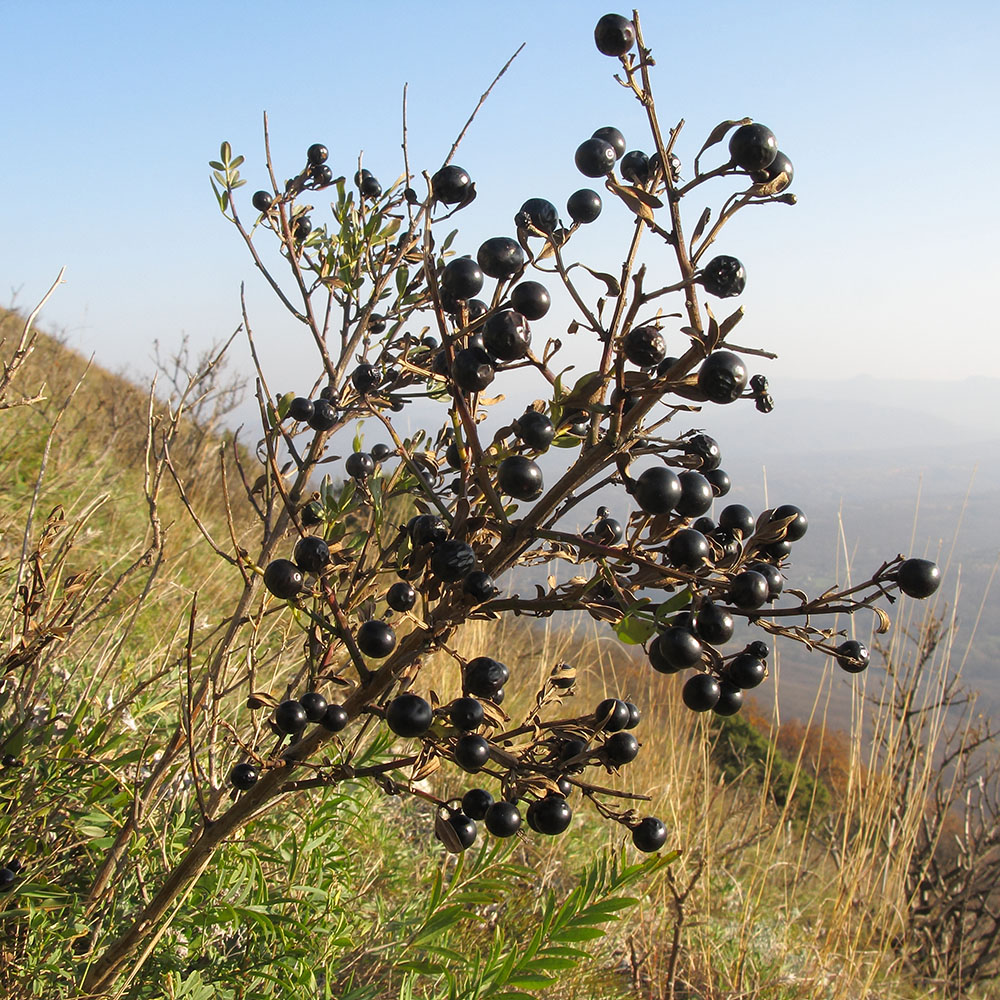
<box><xmin>409</xmin><ymin>514</ymin><xmax>448</xmax><ymax>547</ymax></box>
<box><xmin>747</xmin><ymin>561</ymin><xmax>783</xmax><ymax>599</ymax></box>
<box><xmin>728</xmin><ymin>570</ymin><xmax>769</xmax><ymax>610</ymax></box>
<box><xmin>897</xmin><ymin>558</ymin><xmax>941</xmax><ymax>599</ymax></box>
<box><xmin>560</xmin><ymin>737</ymin><xmax>590</xmax><ymax>766</ymax></box>
<box><xmin>275</xmin><ymin>700</ymin><xmax>309</xmax><ymax>735</ymax></box>
<box><xmin>624</xmin><ymin>701</ymin><xmax>641</xmax><ymax>729</ymax></box>
<box><xmin>632</xmin><ymin>817</ymin><xmax>668</xmax><ymax>852</ymax></box>
<box><xmin>686</xmin><ymin>433</ymin><xmax>722</xmax><ymax>471</ymax></box>
<box><xmin>287</xmin><ymin>396</ymin><xmax>314</xmax><ymax>422</ymax></box>
<box><xmin>633</xmin><ymin>466</ymin><xmax>682</xmax><ymax>515</ymax></box>
<box><xmin>567</xmin><ymin>188</ymin><xmax>602</xmax><ymax>224</ymax></box>
<box><xmin>621</xmin><ymin>150</ymin><xmax>650</xmax><ymax>185</ymax></box>
<box><xmin>557</xmin><ymin>777</ymin><xmax>574</xmax><ymax>796</ymax></box>
<box><xmin>308</xmin><ymin>399</ymin><xmax>338</xmax><ymax>431</ymax></box>
<box><xmin>676</xmin><ymin>471</ymin><xmax>714</xmax><ymax>517</ymax></box>
<box><xmin>345</xmin><ymin>452</ymin><xmax>376</xmax><ymax>480</ymax></box>
<box><xmin>727</xmin><ymin>653</ymin><xmax>767</xmax><ymax>689</ymax></box>
<box><xmin>452</xmin><ymin>347</ymin><xmax>495</xmax><ymax>392</ymax></box>
<box><xmin>252</xmin><ymin>190</ymin><xmax>273</xmax><ymax>213</ymax></box>
<box><xmin>310</xmin><ymin>163</ymin><xmax>333</xmax><ymax>186</ymax></box>
<box><xmin>622</xmin><ymin>326</ymin><xmax>666</xmax><ymax>367</ymax></box>
<box><xmin>605</xmin><ymin>731</ymin><xmax>639</xmax><ymax>765</ymax></box>
<box><xmin>230</xmin><ymin>763</ymin><xmax>259</xmax><ymax>790</ymax></box>
<box><xmin>385</xmin><ymin>582</ymin><xmax>416</xmax><ymax>613</ymax></box>
<box><xmin>371</xmin><ymin>443</ymin><xmax>392</xmax><ymax>463</ymax></box>
<box><xmin>595</xmin><ymin>697</ymin><xmax>630</xmax><ymax>732</ymax></box>
<box><xmin>351</xmin><ymin>364</ymin><xmax>382</xmax><ymax>395</ymax></box>
<box><xmin>263</xmin><ymin>559</ymin><xmax>303</xmax><ymax>600</ymax></box>
<box><xmin>386</xmin><ymin>693</ymin><xmax>433</xmax><ymax>737</ymax></box>
<box><xmin>355</xmin><ymin>169</ymin><xmax>382</xmax><ymax>198</ymax></box>
<box><xmin>771</xmin><ymin>504</ymin><xmax>808</xmax><ymax>541</ymax></box>
<box><xmin>667</xmin><ymin>528</ymin><xmax>710</xmax><ymax>569</ymax></box>
<box><xmin>682</xmin><ymin>673</ymin><xmax>721</xmax><ymax>712</ymax></box>
<box><xmin>498</xmin><ymin>456</ymin><xmax>544</xmax><ymax>501</ymax></box>
<box><xmin>693</xmin><ymin>516</ymin><xmax>716</xmax><ymax>534</ymax></box>
<box><xmin>514</xmin><ymin>410</ymin><xmax>555</xmax><ymax>451</ymax></box>
<box><xmin>592</xmin><ymin>126</ymin><xmax>626</xmax><ymax>158</ymax></box>
<box><xmin>754</xmin><ymin>150</ymin><xmax>794</xmax><ymax>190</ymax></box>
<box><xmin>462</xmin><ymin>787</ymin><xmax>494</xmax><ymax>820</ymax></box>
<box><xmin>705</xmin><ymin>469</ymin><xmax>731</xmax><ymax>496</ymax></box>
<box><xmin>464</xmin><ymin>571</ymin><xmax>499</xmax><ymax>602</ymax></box>
<box><xmin>477</xmin><ymin>237</ymin><xmax>524</xmax><ymax>279</ymax></box>
<box><xmin>698</xmin><ymin>351</ymin><xmax>748</xmax><ymax>404</ymax></box>
<box><xmin>322</xmin><ymin>704</ymin><xmax>349</xmax><ymax>732</ymax></box>
<box><xmin>0</xmin><ymin>868</ymin><xmax>17</xmax><ymax>891</ymax></box>
<box><xmin>518</xmin><ymin>197</ymin><xmax>559</xmax><ymax>233</ymax></box>
<box><xmin>575</xmin><ymin>138</ymin><xmax>617</xmax><ymax>177</ymax></box>
<box><xmin>450</xmin><ymin>697</ymin><xmax>485</xmax><ymax>731</ymax></box>
<box><xmin>307</xmin><ymin>143</ymin><xmax>328</xmax><ymax>165</ymax></box>
<box><xmin>728</xmin><ymin>123</ymin><xmax>778</xmax><ymax>172</ymax></box>
<box><xmin>527</xmin><ymin>795</ymin><xmax>573</xmax><ymax>835</ymax></box>
<box><xmin>301</xmin><ymin>501</ymin><xmax>324</xmax><ymax>526</ymax></box>
<box><xmin>836</xmin><ymin>639</ymin><xmax>870</xmax><ymax>673</ymax></box>
<box><xmin>442</xmin><ymin>256</ymin><xmax>484</xmax><ymax>301</ymax></box>
<box><xmin>713</xmin><ymin>680</ymin><xmax>744</xmax><ymax>716</ymax></box>
<box><xmin>357</xmin><ymin>620</ymin><xmax>396</xmax><ymax>658</ymax></box>
<box><xmin>439</xmin><ymin>810</ymin><xmax>477</xmax><ymax>852</ymax></box>
<box><xmin>431</xmin><ymin>540</ymin><xmax>476</xmax><ymax>582</ymax></box>
<box><xmin>701</xmin><ymin>256</ymin><xmax>747</xmax><ymax>298</ymax></box>
<box><xmin>294</xmin><ymin>536</ymin><xmax>330</xmax><ymax>575</ymax></box>
<box><xmin>510</xmin><ymin>281</ymin><xmax>551</xmax><ymax>320</ymax></box>
<box><xmin>454</xmin><ymin>733</ymin><xmax>491</xmax><ymax>773</ymax></box>
<box><xmin>466</xmin><ymin>656</ymin><xmax>509</xmax><ymax>698</ymax></box>
<box><xmin>431</xmin><ymin>164</ymin><xmax>472</xmax><ymax>205</ymax></box>
<box><xmin>719</xmin><ymin>504</ymin><xmax>754</xmax><ymax>537</ymax></box>
<box><xmin>300</xmin><ymin>692</ymin><xmax>328</xmax><ymax>723</ymax></box>
<box><xmin>294</xmin><ymin>216</ymin><xmax>312</xmax><ymax>240</ymax></box>
<box><xmin>483</xmin><ymin>310</ymin><xmax>531</xmax><ymax>361</ymax></box>
<box><xmin>592</xmin><ymin>517</ymin><xmax>624</xmax><ymax>545</ymax></box>
<box><xmin>594</xmin><ymin>13</ymin><xmax>635</xmax><ymax>56</ymax></box>
<box><xmin>747</xmin><ymin>640</ymin><xmax>769</xmax><ymax>659</ymax></box>
<box><xmin>650</xmin><ymin>628</ymin><xmax>703</xmax><ymax>672</ymax></box>
<box><xmin>696</xmin><ymin>603</ymin><xmax>734</xmax><ymax>645</ymax></box>
<box><xmin>485</xmin><ymin>801</ymin><xmax>522</xmax><ymax>838</ymax></box>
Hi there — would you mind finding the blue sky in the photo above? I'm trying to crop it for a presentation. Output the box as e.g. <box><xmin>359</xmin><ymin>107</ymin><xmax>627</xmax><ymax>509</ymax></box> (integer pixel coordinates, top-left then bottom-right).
<box><xmin>3</xmin><ymin>0</ymin><xmax>998</xmax><ymax>396</ymax></box>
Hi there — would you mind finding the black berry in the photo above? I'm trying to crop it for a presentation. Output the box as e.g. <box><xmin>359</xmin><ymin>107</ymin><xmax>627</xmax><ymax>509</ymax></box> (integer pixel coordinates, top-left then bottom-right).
<box><xmin>477</xmin><ymin>237</ymin><xmax>524</xmax><ymax>279</ymax></box>
<box><xmin>836</xmin><ymin>639</ymin><xmax>870</xmax><ymax>673</ymax></box>
<box><xmin>621</xmin><ymin>150</ymin><xmax>650</xmax><ymax>185</ymax></box>
<box><xmin>345</xmin><ymin>452</ymin><xmax>376</xmax><ymax>480</ymax></box>
<box><xmin>300</xmin><ymin>691</ymin><xmax>328</xmax><ymax>722</ymax></box>
<box><xmin>592</xmin><ymin>126</ymin><xmax>626</xmax><ymax>158</ymax></box>
<box><xmin>595</xmin><ymin>697</ymin><xmax>629</xmax><ymax>732</ymax></box>
<box><xmin>431</xmin><ymin>540</ymin><xmax>476</xmax><ymax>582</ymax></box>
<box><xmin>594</xmin><ymin>13</ymin><xmax>635</xmax><ymax>56</ymax></box>
<box><xmin>263</xmin><ymin>560</ymin><xmax>304</xmax><ymax>600</ymax></box>
<box><xmin>696</xmin><ymin>603</ymin><xmax>735</xmax><ymax>645</ymax></box>
<box><xmin>464</xmin><ymin>571</ymin><xmax>499</xmax><ymax>602</ymax></box>
<box><xmin>454</xmin><ymin>733</ymin><xmax>490</xmax><ymax>772</ymax></box>
<box><xmin>650</xmin><ymin>628</ymin><xmax>703</xmax><ymax>672</ymax></box>
<box><xmin>452</xmin><ymin>347</ymin><xmax>495</xmax><ymax>393</ymax></box>
<box><xmin>322</xmin><ymin>704</ymin><xmax>349</xmax><ymax>732</ymax></box>
<box><xmin>567</xmin><ymin>188</ymin><xmax>602</xmax><ymax>224</ymax></box>
<box><xmin>387</xmin><ymin>581</ymin><xmax>417</xmax><ymax>612</ymax></box>
<box><xmin>308</xmin><ymin>399</ymin><xmax>338</xmax><ymax>431</ymax></box>
<box><xmin>682</xmin><ymin>673</ymin><xmax>721</xmax><ymax>712</ymax></box>
<box><xmin>462</xmin><ymin>787</ymin><xmax>494</xmax><ymax>820</ymax></box>
<box><xmin>605</xmin><ymin>731</ymin><xmax>639</xmax><ymax>765</ymax></box>
<box><xmin>518</xmin><ymin>197</ymin><xmax>559</xmax><ymax>233</ymax></box>
<box><xmin>449</xmin><ymin>697</ymin><xmax>485</xmax><ymax>731</ymax></box>
<box><xmin>698</xmin><ymin>351</ymin><xmax>748</xmax><ymax>403</ymax></box>
<box><xmin>307</xmin><ymin>143</ymin><xmax>328</xmax><ymax>165</ymax></box>
<box><xmin>728</xmin><ymin>123</ymin><xmax>778</xmax><ymax>172</ymax></box>
<box><xmin>701</xmin><ymin>256</ymin><xmax>746</xmax><ymax>298</ymax></box>
<box><xmin>622</xmin><ymin>326</ymin><xmax>666</xmax><ymax>367</ymax></box>
<box><xmin>294</xmin><ymin>536</ymin><xmax>330</xmax><ymax>575</ymax></box>
<box><xmin>713</xmin><ymin>680</ymin><xmax>744</xmax><ymax>716</ymax></box>
<box><xmin>727</xmin><ymin>653</ymin><xmax>766</xmax><ymax>689</ymax></box>
<box><xmin>442</xmin><ymin>256</ymin><xmax>484</xmax><ymax>301</ymax></box>
<box><xmin>632</xmin><ymin>817</ymin><xmax>668</xmax><ymax>852</ymax></box>
<box><xmin>386</xmin><ymin>693</ymin><xmax>433</xmax><ymax>737</ymax></box>
<box><xmin>897</xmin><ymin>558</ymin><xmax>941</xmax><ymax>599</ymax></box>
<box><xmin>357</xmin><ymin>620</ymin><xmax>396</xmax><ymax>658</ymax></box>
<box><xmin>498</xmin><ymin>456</ymin><xmax>543</xmax><ymax>501</ymax></box>
<box><xmin>432</xmin><ymin>165</ymin><xmax>473</xmax><ymax>205</ymax></box>
<box><xmin>633</xmin><ymin>466</ymin><xmax>682</xmax><ymax>515</ymax></box>
<box><xmin>510</xmin><ymin>281</ymin><xmax>551</xmax><ymax>320</ymax></box>
<box><xmin>275</xmin><ymin>700</ymin><xmax>309</xmax><ymax>735</ymax></box>
<box><xmin>675</xmin><ymin>471</ymin><xmax>714</xmax><ymax>517</ymax></box>
<box><xmin>527</xmin><ymin>795</ymin><xmax>573</xmax><ymax>835</ymax></box>
<box><xmin>485</xmin><ymin>801</ymin><xmax>522</xmax><ymax>838</ymax></box>
<box><xmin>230</xmin><ymin>763</ymin><xmax>259</xmax><ymax>790</ymax></box>
<box><xmin>252</xmin><ymin>190</ymin><xmax>273</xmax><ymax>213</ymax></box>
<box><xmin>466</xmin><ymin>656</ymin><xmax>509</xmax><ymax>698</ymax></box>
<box><xmin>575</xmin><ymin>138</ymin><xmax>617</xmax><ymax>178</ymax></box>
<box><xmin>288</xmin><ymin>396</ymin><xmax>314</xmax><ymax>422</ymax></box>
<box><xmin>355</xmin><ymin>169</ymin><xmax>382</xmax><ymax>198</ymax></box>
<box><xmin>514</xmin><ymin>410</ymin><xmax>555</xmax><ymax>451</ymax></box>
<box><xmin>483</xmin><ymin>310</ymin><xmax>531</xmax><ymax>361</ymax></box>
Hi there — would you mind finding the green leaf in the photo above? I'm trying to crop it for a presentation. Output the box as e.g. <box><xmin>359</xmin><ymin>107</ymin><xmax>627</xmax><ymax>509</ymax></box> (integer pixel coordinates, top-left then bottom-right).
<box><xmin>220</xmin><ymin>140</ymin><xmax>232</xmax><ymax>163</ymax></box>
<box><xmin>655</xmin><ymin>589</ymin><xmax>692</xmax><ymax>622</ymax></box>
<box><xmin>615</xmin><ymin>613</ymin><xmax>656</xmax><ymax>645</ymax></box>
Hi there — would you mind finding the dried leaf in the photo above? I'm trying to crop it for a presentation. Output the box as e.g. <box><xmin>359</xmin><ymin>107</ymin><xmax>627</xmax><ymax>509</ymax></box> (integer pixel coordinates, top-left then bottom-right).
<box><xmin>695</xmin><ymin>118</ymin><xmax>751</xmax><ymax>166</ymax></box>
<box><xmin>578</xmin><ymin>264</ymin><xmax>622</xmax><ymax>298</ymax></box>
<box><xmin>873</xmin><ymin>607</ymin><xmax>892</xmax><ymax>635</ymax></box>
<box><xmin>691</xmin><ymin>207</ymin><xmax>711</xmax><ymax>244</ymax></box>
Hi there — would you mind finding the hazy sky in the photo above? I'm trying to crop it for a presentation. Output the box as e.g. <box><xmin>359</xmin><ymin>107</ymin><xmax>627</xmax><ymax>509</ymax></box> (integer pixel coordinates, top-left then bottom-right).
<box><xmin>3</xmin><ymin>0</ymin><xmax>999</xmax><ymax>397</ymax></box>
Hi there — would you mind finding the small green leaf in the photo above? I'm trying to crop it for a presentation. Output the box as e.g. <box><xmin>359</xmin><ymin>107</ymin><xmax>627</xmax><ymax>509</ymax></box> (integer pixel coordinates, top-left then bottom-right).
<box><xmin>615</xmin><ymin>613</ymin><xmax>656</xmax><ymax>645</ymax></box>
